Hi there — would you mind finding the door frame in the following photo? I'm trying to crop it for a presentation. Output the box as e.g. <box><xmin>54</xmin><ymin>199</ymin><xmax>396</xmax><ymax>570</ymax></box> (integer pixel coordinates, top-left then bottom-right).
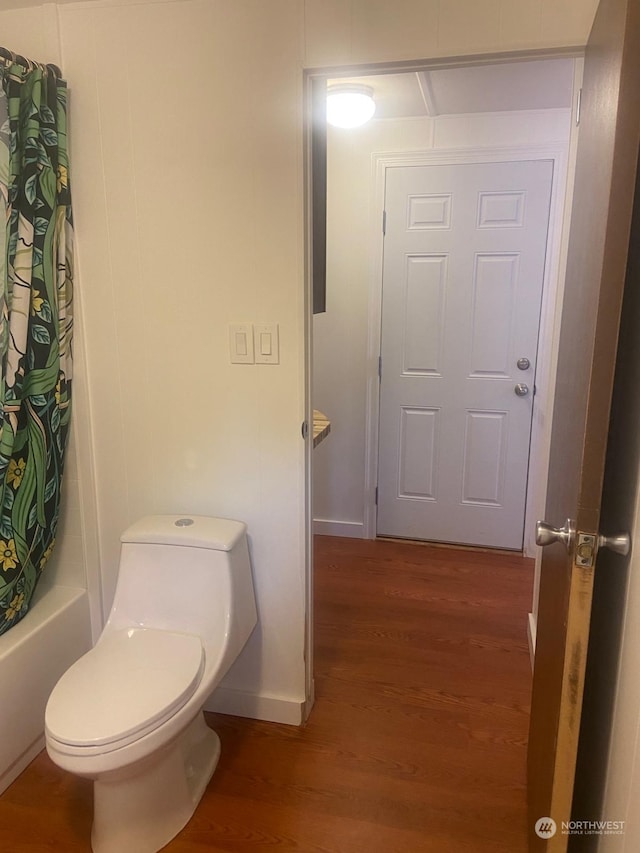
<box><xmin>306</xmin><ymin>50</ymin><xmax>586</xmax><ymax>716</ymax></box>
<box><xmin>363</xmin><ymin>141</ymin><xmax>576</xmax><ymax>557</ymax></box>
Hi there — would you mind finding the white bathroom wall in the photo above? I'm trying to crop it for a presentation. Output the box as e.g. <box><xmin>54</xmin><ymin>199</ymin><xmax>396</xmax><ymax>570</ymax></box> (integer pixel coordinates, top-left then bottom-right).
<box><xmin>0</xmin><ymin>5</ymin><xmax>59</xmax><ymax>59</ymax></box>
<box><xmin>0</xmin><ymin>0</ymin><xmax>600</xmax><ymax>729</ymax></box>
<box><xmin>56</xmin><ymin>0</ymin><xmax>308</xmax><ymax>724</ymax></box>
<box><xmin>314</xmin><ymin>108</ymin><xmax>573</xmax><ymax>536</ymax></box>
<box><xmin>303</xmin><ymin>0</ymin><xmax>600</xmax><ymax>67</ymax></box>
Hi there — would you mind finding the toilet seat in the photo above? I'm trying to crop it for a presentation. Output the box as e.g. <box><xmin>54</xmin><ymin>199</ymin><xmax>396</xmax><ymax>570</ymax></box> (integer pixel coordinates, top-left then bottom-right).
<box><xmin>45</xmin><ymin>628</ymin><xmax>204</xmax><ymax>751</ymax></box>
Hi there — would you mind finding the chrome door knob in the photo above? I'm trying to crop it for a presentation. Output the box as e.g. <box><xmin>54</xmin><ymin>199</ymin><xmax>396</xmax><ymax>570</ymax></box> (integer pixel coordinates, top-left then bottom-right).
<box><xmin>515</xmin><ymin>383</ymin><xmax>530</xmax><ymax>397</ymax></box>
<box><xmin>598</xmin><ymin>532</ymin><xmax>631</xmax><ymax>556</ymax></box>
<box><xmin>536</xmin><ymin>518</ymin><xmax>575</xmax><ymax>552</ymax></box>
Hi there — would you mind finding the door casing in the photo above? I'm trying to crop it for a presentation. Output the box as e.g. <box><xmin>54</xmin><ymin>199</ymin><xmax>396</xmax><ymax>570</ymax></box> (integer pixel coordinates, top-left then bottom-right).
<box><xmin>305</xmin><ymin>48</ymin><xmax>586</xmax><ymax>716</ymax></box>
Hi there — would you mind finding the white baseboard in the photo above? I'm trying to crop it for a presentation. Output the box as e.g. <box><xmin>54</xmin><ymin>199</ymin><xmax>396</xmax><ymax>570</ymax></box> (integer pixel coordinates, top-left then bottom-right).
<box><xmin>204</xmin><ymin>686</ymin><xmax>305</xmax><ymax>726</ymax></box>
<box><xmin>313</xmin><ymin>519</ymin><xmax>365</xmax><ymax>538</ymax></box>
<box><xmin>527</xmin><ymin>612</ymin><xmax>537</xmax><ymax>672</ymax></box>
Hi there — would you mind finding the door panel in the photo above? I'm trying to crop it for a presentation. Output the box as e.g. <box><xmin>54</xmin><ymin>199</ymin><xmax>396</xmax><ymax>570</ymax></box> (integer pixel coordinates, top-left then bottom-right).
<box><xmin>377</xmin><ymin>159</ymin><xmax>553</xmax><ymax>549</ymax></box>
<box><xmin>462</xmin><ymin>410</ymin><xmax>507</xmax><ymax>506</ymax></box>
<box><xmin>527</xmin><ymin>0</ymin><xmax>640</xmax><ymax>849</ymax></box>
<box><xmin>568</xmin><ymin>152</ymin><xmax>640</xmax><ymax>853</ymax></box>
<box><xmin>398</xmin><ymin>407</ymin><xmax>439</xmax><ymax>499</ymax></box>
<box><xmin>470</xmin><ymin>254</ymin><xmax>519</xmax><ymax>376</ymax></box>
<box><xmin>403</xmin><ymin>255</ymin><xmax>447</xmax><ymax>373</ymax></box>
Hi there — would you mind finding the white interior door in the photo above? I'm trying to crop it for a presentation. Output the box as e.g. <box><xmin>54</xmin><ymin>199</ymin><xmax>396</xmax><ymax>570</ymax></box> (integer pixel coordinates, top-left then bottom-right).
<box><xmin>377</xmin><ymin>160</ymin><xmax>553</xmax><ymax>549</ymax></box>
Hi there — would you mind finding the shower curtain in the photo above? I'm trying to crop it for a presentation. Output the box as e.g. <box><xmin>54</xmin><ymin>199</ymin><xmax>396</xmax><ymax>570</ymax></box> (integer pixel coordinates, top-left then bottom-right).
<box><xmin>0</xmin><ymin>55</ymin><xmax>73</xmax><ymax>635</ymax></box>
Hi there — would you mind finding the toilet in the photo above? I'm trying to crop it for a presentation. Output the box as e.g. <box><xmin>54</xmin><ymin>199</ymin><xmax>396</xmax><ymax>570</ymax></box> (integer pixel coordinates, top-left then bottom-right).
<box><xmin>44</xmin><ymin>514</ymin><xmax>257</xmax><ymax>853</ymax></box>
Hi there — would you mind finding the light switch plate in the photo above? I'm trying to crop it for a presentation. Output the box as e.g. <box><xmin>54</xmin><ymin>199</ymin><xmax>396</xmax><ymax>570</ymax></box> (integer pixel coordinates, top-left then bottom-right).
<box><xmin>229</xmin><ymin>324</ymin><xmax>254</xmax><ymax>364</ymax></box>
<box><xmin>254</xmin><ymin>323</ymin><xmax>279</xmax><ymax>364</ymax></box>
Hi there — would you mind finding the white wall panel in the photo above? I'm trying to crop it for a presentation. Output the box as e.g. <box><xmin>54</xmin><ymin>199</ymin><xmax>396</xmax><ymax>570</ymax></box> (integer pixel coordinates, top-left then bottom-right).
<box><xmin>434</xmin><ymin>108</ymin><xmax>572</xmax><ymax>150</ymax></box>
<box><xmin>57</xmin><ymin>0</ymin><xmax>308</xmax><ymax>721</ymax></box>
<box><xmin>304</xmin><ymin>0</ymin><xmax>598</xmax><ymax>67</ymax></box>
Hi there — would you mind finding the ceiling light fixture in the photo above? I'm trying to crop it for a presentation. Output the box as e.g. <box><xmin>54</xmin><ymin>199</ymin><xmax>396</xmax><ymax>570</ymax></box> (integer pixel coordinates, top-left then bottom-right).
<box><xmin>326</xmin><ymin>84</ymin><xmax>376</xmax><ymax>128</ymax></box>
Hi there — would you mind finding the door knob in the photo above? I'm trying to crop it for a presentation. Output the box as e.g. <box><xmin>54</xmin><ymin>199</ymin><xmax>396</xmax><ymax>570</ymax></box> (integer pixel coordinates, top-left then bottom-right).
<box><xmin>598</xmin><ymin>532</ymin><xmax>631</xmax><ymax>556</ymax></box>
<box><xmin>535</xmin><ymin>518</ymin><xmax>575</xmax><ymax>552</ymax></box>
<box><xmin>536</xmin><ymin>520</ymin><xmax>630</xmax><ymax>559</ymax></box>
<box><xmin>515</xmin><ymin>383</ymin><xmax>530</xmax><ymax>397</ymax></box>
<box><xmin>517</xmin><ymin>357</ymin><xmax>531</xmax><ymax>370</ymax></box>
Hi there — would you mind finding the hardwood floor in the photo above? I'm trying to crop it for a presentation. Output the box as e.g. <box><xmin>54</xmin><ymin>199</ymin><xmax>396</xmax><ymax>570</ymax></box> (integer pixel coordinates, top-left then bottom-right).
<box><xmin>0</xmin><ymin>536</ymin><xmax>533</xmax><ymax>852</ymax></box>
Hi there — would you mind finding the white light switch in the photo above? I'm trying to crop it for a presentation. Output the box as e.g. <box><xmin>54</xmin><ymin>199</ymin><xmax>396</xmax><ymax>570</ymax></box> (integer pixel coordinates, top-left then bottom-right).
<box><xmin>229</xmin><ymin>324</ymin><xmax>254</xmax><ymax>364</ymax></box>
<box><xmin>254</xmin><ymin>323</ymin><xmax>279</xmax><ymax>364</ymax></box>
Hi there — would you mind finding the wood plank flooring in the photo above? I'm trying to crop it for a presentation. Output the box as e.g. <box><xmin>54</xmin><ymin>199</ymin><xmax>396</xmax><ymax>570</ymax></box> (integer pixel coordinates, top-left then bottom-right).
<box><xmin>0</xmin><ymin>536</ymin><xmax>533</xmax><ymax>852</ymax></box>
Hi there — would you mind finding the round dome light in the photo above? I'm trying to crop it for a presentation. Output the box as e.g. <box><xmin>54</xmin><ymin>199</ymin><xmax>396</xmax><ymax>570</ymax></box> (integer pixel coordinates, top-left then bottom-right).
<box><xmin>327</xmin><ymin>85</ymin><xmax>376</xmax><ymax>129</ymax></box>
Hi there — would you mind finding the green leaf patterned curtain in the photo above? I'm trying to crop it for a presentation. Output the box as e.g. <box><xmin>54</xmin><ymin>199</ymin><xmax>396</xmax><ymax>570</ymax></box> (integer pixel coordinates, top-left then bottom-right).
<box><xmin>0</xmin><ymin>59</ymin><xmax>73</xmax><ymax>635</ymax></box>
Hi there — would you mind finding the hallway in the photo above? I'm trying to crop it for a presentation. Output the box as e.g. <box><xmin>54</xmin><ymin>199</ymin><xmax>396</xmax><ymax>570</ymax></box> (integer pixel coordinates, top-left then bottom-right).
<box><xmin>0</xmin><ymin>536</ymin><xmax>533</xmax><ymax>852</ymax></box>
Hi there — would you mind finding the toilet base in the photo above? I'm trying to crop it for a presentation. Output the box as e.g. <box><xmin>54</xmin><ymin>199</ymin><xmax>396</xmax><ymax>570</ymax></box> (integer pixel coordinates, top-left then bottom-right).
<box><xmin>91</xmin><ymin>712</ymin><xmax>220</xmax><ymax>853</ymax></box>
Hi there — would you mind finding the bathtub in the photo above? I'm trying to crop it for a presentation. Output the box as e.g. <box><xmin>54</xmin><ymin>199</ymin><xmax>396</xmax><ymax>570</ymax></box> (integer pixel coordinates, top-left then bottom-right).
<box><xmin>0</xmin><ymin>579</ymin><xmax>92</xmax><ymax>793</ymax></box>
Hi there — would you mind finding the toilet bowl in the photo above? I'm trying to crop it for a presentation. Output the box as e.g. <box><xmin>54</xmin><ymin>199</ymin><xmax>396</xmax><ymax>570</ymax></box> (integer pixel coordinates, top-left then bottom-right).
<box><xmin>44</xmin><ymin>515</ymin><xmax>257</xmax><ymax>853</ymax></box>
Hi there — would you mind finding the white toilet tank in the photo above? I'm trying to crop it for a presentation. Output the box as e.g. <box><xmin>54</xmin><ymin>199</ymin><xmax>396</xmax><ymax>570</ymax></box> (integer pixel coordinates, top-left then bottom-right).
<box><xmin>103</xmin><ymin>515</ymin><xmax>257</xmax><ymax>666</ymax></box>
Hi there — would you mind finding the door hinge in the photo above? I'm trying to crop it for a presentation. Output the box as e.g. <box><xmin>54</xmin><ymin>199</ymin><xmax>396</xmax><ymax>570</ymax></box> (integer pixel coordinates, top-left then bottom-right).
<box><xmin>375</xmin><ymin>486</ymin><xmax>378</xmax><ymax>505</ymax></box>
<box><xmin>382</xmin><ymin>210</ymin><xmax>387</xmax><ymax>235</ymax></box>
<box><xmin>378</xmin><ymin>355</ymin><xmax>382</xmax><ymax>380</ymax></box>
<box><xmin>576</xmin><ymin>87</ymin><xmax>582</xmax><ymax>126</ymax></box>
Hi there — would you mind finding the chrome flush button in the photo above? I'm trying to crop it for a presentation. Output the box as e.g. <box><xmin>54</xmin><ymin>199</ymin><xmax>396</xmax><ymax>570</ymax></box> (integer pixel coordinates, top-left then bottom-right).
<box><xmin>175</xmin><ymin>518</ymin><xmax>194</xmax><ymax>527</ymax></box>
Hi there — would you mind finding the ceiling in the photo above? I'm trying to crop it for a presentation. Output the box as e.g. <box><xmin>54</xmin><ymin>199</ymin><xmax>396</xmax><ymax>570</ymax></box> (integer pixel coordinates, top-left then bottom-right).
<box><xmin>329</xmin><ymin>58</ymin><xmax>575</xmax><ymax>121</ymax></box>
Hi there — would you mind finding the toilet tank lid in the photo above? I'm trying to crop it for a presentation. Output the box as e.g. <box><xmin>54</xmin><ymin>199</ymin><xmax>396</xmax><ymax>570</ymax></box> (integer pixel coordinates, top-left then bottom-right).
<box><xmin>121</xmin><ymin>515</ymin><xmax>247</xmax><ymax>551</ymax></box>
